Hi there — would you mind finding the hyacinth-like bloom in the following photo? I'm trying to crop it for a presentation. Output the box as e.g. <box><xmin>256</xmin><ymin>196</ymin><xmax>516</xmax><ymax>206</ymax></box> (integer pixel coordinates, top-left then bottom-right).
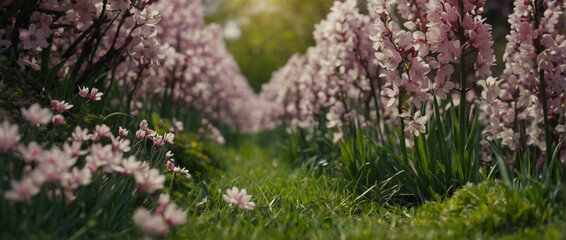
<box><xmin>260</xmin><ymin>0</ymin><xmax>377</xmax><ymax>133</ymax></box>
<box><xmin>3</xmin><ymin>0</ymin><xmax>273</xmax><ymax>134</ymax></box>
<box><xmin>367</xmin><ymin>0</ymin><xmax>496</xmax><ymax>137</ymax></box>
<box><xmin>223</xmin><ymin>186</ymin><xmax>256</xmax><ymax>211</ymax></box>
<box><xmin>21</xmin><ymin>103</ymin><xmax>53</xmax><ymax>127</ymax></box>
<box><xmin>479</xmin><ymin>0</ymin><xmax>565</xmax><ymax>162</ymax></box>
<box><xmin>0</xmin><ymin>121</ymin><xmax>21</xmax><ymax>153</ymax></box>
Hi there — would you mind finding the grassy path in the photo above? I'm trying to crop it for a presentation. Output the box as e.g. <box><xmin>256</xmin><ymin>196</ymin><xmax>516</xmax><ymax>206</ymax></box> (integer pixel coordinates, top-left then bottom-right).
<box><xmin>174</xmin><ymin>133</ymin><xmax>564</xmax><ymax>239</ymax></box>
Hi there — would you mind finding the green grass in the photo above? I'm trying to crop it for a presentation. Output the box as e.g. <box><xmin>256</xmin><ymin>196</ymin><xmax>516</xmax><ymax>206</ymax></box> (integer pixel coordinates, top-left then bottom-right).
<box><xmin>171</xmin><ymin>132</ymin><xmax>565</xmax><ymax>239</ymax></box>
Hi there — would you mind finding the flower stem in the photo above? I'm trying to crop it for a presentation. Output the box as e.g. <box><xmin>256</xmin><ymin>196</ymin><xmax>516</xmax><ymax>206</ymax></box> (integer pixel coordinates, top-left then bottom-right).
<box><xmin>538</xmin><ymin>69</ymin><xmax>553</xmax><ymax>164</ymax></box>
<box><xmin>398</xmin><ymin>94</ymin><xmax>408</xmax><ymax>163</ymax></box>
<box><xmin>457</xmin><ymin>0</ymin><xmax>467</xmax><ymax>159</ymax></box>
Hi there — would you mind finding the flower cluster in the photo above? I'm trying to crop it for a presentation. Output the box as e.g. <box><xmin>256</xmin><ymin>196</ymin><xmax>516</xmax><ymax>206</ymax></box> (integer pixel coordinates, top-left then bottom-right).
<box><xmin>260</xmin><ymin>0</ymin><xmax>378</xmax><ymax>140</ymax></box>
<box><xmin>480</xmin><ymin>0</ymin><xmax>566</xmax><ymax>165</ymax></box>
<box><xmin>2</xmin><ymin>103</ymin><xmax>171</xmax><ymax>202</ymax></box>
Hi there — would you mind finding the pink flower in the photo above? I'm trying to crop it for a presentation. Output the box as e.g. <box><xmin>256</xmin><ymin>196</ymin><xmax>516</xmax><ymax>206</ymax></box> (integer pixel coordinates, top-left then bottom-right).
<box><xmin>71</xmin><ymin>126</ymin><xmax>92</xmax><ymax>142</ymax></box>
<box><xmin>21</xmin><ymin>57</ymin><xmax>41</xmax><ymax>70</ymax></box>
<box><xmin>169</xmin><ymin>118</ymin><xmax>184</xmax><ymax>133</ymax></box>
<box><xmin>63</xmin><ymin>141</ymin><xmax>88</xmax><ymax>158</ymax></box>
<box><xmin>21</xmin><ymin>103</ymin><xmax>53</xmax><ymax>127</ymax></box>
<box><xmin>50</xmin><ymin>100</ymin><xmax>73</xmax><ymax>112</ymax></box>
<box><xmin>61</xmin><ymin>167</ymin><xmax>92</xmax><ymax>191</ymax></box>
<box><xmin>165</xmin><ymin>151</ymin><xmax>174</xmax><ymax>159</ymax></box>
<box><xmin>166</xmin><ymin>160</ymin><xmax>175</xmax><ymax>171</ymax></box>
<box><xmin>78</xmin><ymin>86</ymin><xmax>89</xmax><ymax>98</ymax></box>
<box><xmin>403</xmin><ymin>110</ymin><xmax>428</xmax><ymax>137</ymax></box>
<box><xmin>156</xmin><ymin>194</ymin><xmax>171</xmax><ymax>215</ymax></box>
<box><xmin>111</xmin><ymin>135</ymin><xmax>131</xmax><ymax>153</ymax></box>
<box><xmin>4</xmin><ymin>177</ymin><xmax>40</xmax><ymax>202</ymax></box>
<box><xmin>52</xmin><ymin>114</ymin><xmax>64</xmax><ymax>126</ymax></box>
<box><xmin>17</xmin><ymin>142</ymin><xmax>42</xmax><ymax>162</ymax></box>
<box><xmin>140</xmin><ymin>120</ymin><xmax>149</xmax><ymax>130</ymax></box>
<box><xmin>88</xmin><ymin>88</ymin><xmax>103</xmax><ymax>101</ymax></box>
<box><xmin>93</xmin><ymin>124</ymin><xmax>112</xmax><ymax>140</ymax></box>
<box><xmin>134</xmin><ymin>168</ymin><xmax>165</xmax><ymax>194</ymax></box>
<box><xmin>222</xmin><ymin>186</ymin><xmax>255</xmax><ymax>211</ymax></box>
<box><xmin>0</xmin><ymin>121</ymin><xmax>21</xmax><ymax>154</ymax></box>
<box><xmin>162</xmin><ymin>203</ymin><xmax>187</xmax><ymax>226</ymax></box>
<box><xmin>434</xmin><ymin>78</ymin><xmax>455</xmax><ymax>100</ymax></box>
<box><xmin>375</xmin><ymin>48</ymin><xmax>402</xmax><ymax>71</ymax></box>
<box><xmin>136</xmin><ymin>129</ymin><xmax>146</xmax><ymax>139</ymax></box>
<box><xmin>163</xmin><ymin>133</ymin><xmax>174</xmax><ymax>144</ymax></box>
<box><xmin>119</xmin><ymin>127</ymin><xmax>129</xmax><ymax>138</ymax></box>
<box><xmin>133</xmin><ymin>208</ymin><xmax>169</xmax><ymax>236</ymax></box>
<box><xmin>152</xmin><ymin>134</ymin><xmax>165</xmax><ymax>147</ymax></box>
<box><xmin>19</xmin><ymin>24</ymin><xmax>49</xmax><ymax>49</ymax></box>
<box><xmin>172</xmin><ymin>166</ymin><xmax>191</xmax><ymax>179</ymax></box>
<box><xmin>135</xmin><ymin>8</ymin><xmax>162</xmax><ymax>25</ymax></box>
<box><xmin>78</xmin><ymin>86</ymin><xmax>103</xmax><ymax>101</ymax></box>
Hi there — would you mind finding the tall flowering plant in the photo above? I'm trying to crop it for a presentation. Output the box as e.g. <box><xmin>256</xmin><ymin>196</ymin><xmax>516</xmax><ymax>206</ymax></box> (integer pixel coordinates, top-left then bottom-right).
<box><xmin>480</xmin><ymin>0</ymin><xmax>565</xmax><ymax>180</ymax></box>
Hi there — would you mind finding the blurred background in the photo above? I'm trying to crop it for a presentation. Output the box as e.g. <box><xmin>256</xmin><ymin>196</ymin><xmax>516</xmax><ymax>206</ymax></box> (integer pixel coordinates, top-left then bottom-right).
<box><xmin>203</xmin><ymin>0</ymin><xmax>511</xmax><ymax>92</ymax></box>
<box><xmin>203</xmin><ymin>0</ymin><xmax>334</xmax><ymax>92</ymax></box>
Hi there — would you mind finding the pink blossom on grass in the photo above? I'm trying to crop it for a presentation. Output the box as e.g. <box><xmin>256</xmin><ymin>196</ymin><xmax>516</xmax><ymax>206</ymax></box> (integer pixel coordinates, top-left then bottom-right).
<box><xmin>71</xmin><ymin>126</ymin><xmax>92</xmax><ymax>142</ymax></box>
<box><xmin>134</xmin><ymin>168</ymin><xmax>165</xmax><ymax>194</ymax></box>
<box><xmin>222</xmin><ymin>186</ymin><xmax>255</xmax><ymax>211</ymax></box>
<box><xmin>93</xmin><ymin>124</ymin><xmax>112</xmax><ymax>140</ymax></box>
<box><xmin>133</xmin><ymin>208</ymin><xmax>169</xmax><ymax>236</ymax></box>
<box><xmin>17</xmin><ymin>142</ymin><xmax>43</xmax><ymax>163</ymax></box>
<box><xmin>111</xmin><ymin>136</ymin><xmax>131</xmax><ymax>153</ymax></box>
<box><xmin>0</xmin><ymin>121</ymin><xmax>21</xmax><ymax>154</ymax></box>
<box><xmin>21</xmin><ymin>103</ymin><xmax>53</xmax><ymax>127</ymax></box>
<box><xmin>162</xmin><ymin>203</ymin><xmax>187</xmax><ymax>226</ymax></box>
<box><xmin>4</xmin><ymin>177</ymin><xmax>40</xmax><ymax>202</ymax></box>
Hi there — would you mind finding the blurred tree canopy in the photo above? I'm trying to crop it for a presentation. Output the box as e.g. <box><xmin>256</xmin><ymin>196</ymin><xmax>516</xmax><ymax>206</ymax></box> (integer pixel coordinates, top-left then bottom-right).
<box><xmin>204</xmin><ymin>0</ymin><xmax>334</xmax><ymax>92</ymax></box>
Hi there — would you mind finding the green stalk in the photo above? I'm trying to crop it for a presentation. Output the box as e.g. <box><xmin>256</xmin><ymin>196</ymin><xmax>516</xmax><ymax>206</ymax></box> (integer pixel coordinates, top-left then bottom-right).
<box><xmin>532</xmin><ymin>1</ymin><xmax>553</xmax><ymax>166</ymax></box>
<box><xmin>457</xmin><ymin>0</ymin><xmax>467</xmax><ymax>159</ymax></box>
<box><xmin>538</xmin><ymin>70</ymin><xmax>553</xmax><ymax>164</ymax></box>
<box><xmin>398</xmin><ymin>94</ymin><xmax>408</xmax><ymax>163</ymax></box>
